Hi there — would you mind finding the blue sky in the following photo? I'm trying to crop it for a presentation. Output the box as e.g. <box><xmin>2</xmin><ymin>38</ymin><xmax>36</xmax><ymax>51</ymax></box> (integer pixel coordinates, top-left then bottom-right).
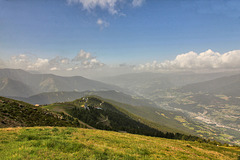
<box><xmin>1</xmin><ymin>0</ymin><xmax>240</xmax><ymax>77</ymax></box>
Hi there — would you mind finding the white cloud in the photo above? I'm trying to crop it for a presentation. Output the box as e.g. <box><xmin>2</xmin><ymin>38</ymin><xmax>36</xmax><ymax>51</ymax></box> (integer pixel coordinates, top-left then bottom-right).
<box><xmin>9</xmin><ymin>54</ymin><xmax>49</xmax><ymax>71</ymax></box>
<box><xmin>10</xmin><ymin>54</ymin><xmax>29</xmax><ymax>66</ymax></box>
<box><xmin>67</xmin><ymin>0</ymin><xmax>146</xmax><ymax>29</ymax></box>
<box><xmin>73</xmin><ymin>50</ymin><xmax>104</xmax><ymax>69</ymax></box>
<box><xmin>63</xmin><ymin>50</ymin><xmax>105</xmax><ymax>69</ymax></box>
<box><xmin>4</xmin><ymin>50</ymin><xmax>105</xmax><ymax>72</ymax></box>
<box><xmin>135</xmin><ymin>49</ymin><xmax>240</xmax><ymax>71</ymax></box>
<box><xmin>5</xmin><ymin>49</ymin><xmax>240</xmax><ymax>78</ymax></box>
<box><xmin>73</xmin><ymin>50</ymin><xmax>92</xmax><ymax>61</ymax></box>
<box><xmin>49</xmin><ymin>56</ymin><xmax>70</xmax><ymax>71</ymax></box>
<box><xmin>67</xmin><ymin>0</ymin><xmax>119</xmax><ymax>15</ymax></box>
<box><xmin>50</xmin><ymin>67</ymin><xmax>59</xmax><ymax>71</ymax></box>
<box><xmin>66</xmin><ymin>68</ymin><xmax>73</xmax><ymax>71</ymax></box>
<box><xmin>34</xmin><ymin>58</ymin><xmax>49</xmax><ymax>68</ymax></box>
<box><xmin>97</xmin><ymin>18</ymin><xmax>109</xmax><ymax>29</ymax></box>
<box><xmin>132</xmin><ymin>0</ymin><xmax>145</xmax><ymax>7</ymax></box>
<box><xmin>67</xmin><ymin>0</ymin><xmax>145</xmax><ymax>15</ymax></box>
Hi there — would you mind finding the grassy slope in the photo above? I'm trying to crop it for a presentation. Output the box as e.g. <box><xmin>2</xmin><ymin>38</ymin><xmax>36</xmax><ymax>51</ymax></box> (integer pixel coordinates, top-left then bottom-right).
<box><xmin>0</xmin><ymin>96</ymin><xmax>84</xmax><ymax>128</ymax></box>
<box><xmin>0</xmin><ymin>127</ymin><xmax>239</xmax><ymax>160</ymax></box>
<box><xmin>103</xmin><ymin>97</ymin><xmax>192</xmax><ymax>134</ymax></box>
<box><xmin>43</xmin><ymin>97</ymin><xmax>174</xmax><ymax>138</ymax></box>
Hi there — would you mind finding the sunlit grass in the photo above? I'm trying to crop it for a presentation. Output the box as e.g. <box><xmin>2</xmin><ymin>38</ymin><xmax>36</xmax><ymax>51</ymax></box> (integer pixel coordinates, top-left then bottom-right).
<box><xmin>0</xmin><ymin>127</ymin><xmax>239</xmax><ymax>160</ymax></box>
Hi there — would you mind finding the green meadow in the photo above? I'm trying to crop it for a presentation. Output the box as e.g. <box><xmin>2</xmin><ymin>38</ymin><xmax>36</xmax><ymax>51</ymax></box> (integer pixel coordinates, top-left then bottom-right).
<box><xmin>0</xmin><ymin>127</ymin><xmax>239</xmax><ymax>160</ymax></box>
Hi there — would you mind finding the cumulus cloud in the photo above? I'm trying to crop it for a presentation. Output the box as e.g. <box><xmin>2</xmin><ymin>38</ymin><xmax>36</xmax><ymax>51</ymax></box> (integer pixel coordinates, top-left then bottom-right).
<box><xmin>67</xmin><ymin>0</ymin><xmax>145</xmax><ymax>15</ymax></box>
<box><xmin>3</xmin><ymin>50</ymin><xmax>104</xmax><ymax>72</ymax></box>
<box><xmin>73</xmin><ymin>50</ymin><xmax>104</xmax><ymax>69</ymax></box>
<box><xmin>50</xmin><ymin>67</ymin><xmax>59</xmax><ymax>71</ymax></box>
<box><xmin>27</xmin><ymin>58</ymin><xmax>49</xmax><ymax>70</ymax></box>
<box><xmin>49</xmin><ymin>56</ymin><xmax>70</xmax><ymax>71</ymax></box>
<box><xmin>135</xmin><ymin>49</ymin><xmax>240</xmax><ymax>71</ymax></box>
<box><xmin>4</xmin><ymin>49</ymin><xmax>240</xmax><ymax>78</ymax></box>
<box><xmin>67</xmin><ymin>0</ymin><xmax>119</xmax><ymax>15</ymax></box>
<box><xmin>8</xmin><ymin>54</ymin><xmax>49</xmax><ymax>71</ymax></box>
<box><xmin>10</xmin><ymin>54</ymin><xmax>30</xmax><ymax>67</ymax></box>
<box><xmin>67</xmin><ymin>0</ymin><xmax>146</xmax><ymax>28</ymax></box>
<box><xmin>66</xmin><ymin>68</ymin><xmax>73</xmax><ymax>71</ymax></box>
<box><xmin>97</xmin><ymin>18</ymin><xmax>109</xmax><ymax>29</ymax></box>
<box><xmin>73</xmin><ymin>50</ymin><xmax>93</xmax><ymax>61</ymax></box>
<box><xmin>132</xmin><ymin>0</ymin><xmax>145</xmax><ymax>7</ymax></box>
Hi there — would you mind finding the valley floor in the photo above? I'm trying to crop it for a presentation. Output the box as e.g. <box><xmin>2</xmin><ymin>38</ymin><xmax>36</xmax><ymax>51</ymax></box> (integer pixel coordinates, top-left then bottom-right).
<box><xmin>0</xmin><ymin>127</ymin><xmax>239</xmax><ymax>160</ymax></box>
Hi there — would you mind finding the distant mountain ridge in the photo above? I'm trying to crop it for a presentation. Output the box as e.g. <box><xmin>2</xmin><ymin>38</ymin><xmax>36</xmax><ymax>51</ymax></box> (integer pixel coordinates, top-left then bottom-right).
<box><xmin>0</xmin><ymin>77</ymin><xmax>34</xmax><ymax>97</ymax></box>
<box><xmin>13</xmin><ymin>90</ymin><xmax>158</xmax><ymax>108</ymax></box>
<box><xmin>181</xmin><ymin>74</ymin><xmax>240</xmax><ymax>97</ymax></box>
<box><xmin>0</xmin><ymin>68</ymin><xmax>123</xmax><ymax>97</ymax></box>
<box><xmin>98</xmin><ymin>71</ymin><xmax>238</xmax><ymax>96</ymax></box>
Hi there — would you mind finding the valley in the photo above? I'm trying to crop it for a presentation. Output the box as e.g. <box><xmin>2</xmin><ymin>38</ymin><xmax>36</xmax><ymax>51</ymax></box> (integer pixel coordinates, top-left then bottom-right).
<box><xmin>99</xmin><ymin>72</ymin><xmax>240</xmax><ymax>146</ymax></box>
<box><xmin>149</xmin><ymin>90</ymin><xmax>240</xmax><ymax>145</ymax></box>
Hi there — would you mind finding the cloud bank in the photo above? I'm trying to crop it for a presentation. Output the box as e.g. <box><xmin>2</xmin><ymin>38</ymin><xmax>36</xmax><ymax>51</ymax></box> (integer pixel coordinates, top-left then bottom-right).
<box><xmin>72</xmin><ymin>50</ymin><xmax>104</xmax><ymax>69</ymax></box>
<box><xmin>9</xmin><ymin>54</ymin><xmax>49</xmax><ymax>71</ymax></box>
<box><xmin>2</xmin><ymin>49</ymin><xmax>240</xmax><ymax>78</ymax></box>
<box><xmin>2</xmin><ymin>50</ymin><xmax>104</xmax><ymax>72</ymax></box>
<box><xmin>135</xmin><ymin>49</ymin><xmax>240</xmax><ymax>71</ymax></box>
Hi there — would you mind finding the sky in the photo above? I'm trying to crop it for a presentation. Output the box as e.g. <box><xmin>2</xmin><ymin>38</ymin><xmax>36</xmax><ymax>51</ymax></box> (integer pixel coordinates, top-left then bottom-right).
<box><xmin>1</xmin><ymin>0</ymin><xmax>240</xmax><ymax>78</ymax></box>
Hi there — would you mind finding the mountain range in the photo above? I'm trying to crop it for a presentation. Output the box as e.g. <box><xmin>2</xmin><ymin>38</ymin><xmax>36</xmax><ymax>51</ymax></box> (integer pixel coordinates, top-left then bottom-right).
<box><xmin>0</xmin><ymin>68</ymin><xmax>123</xmax><ymax>97</ymax></box>
<box><xmin>98</xmin><ymin>71</ymin><xmax>239</xmax><ymax>97</ymax></box>
<box><xmin>181</xmin><ymin>74</ymin><xmax>240</xmax><ymax>97</ymax></box>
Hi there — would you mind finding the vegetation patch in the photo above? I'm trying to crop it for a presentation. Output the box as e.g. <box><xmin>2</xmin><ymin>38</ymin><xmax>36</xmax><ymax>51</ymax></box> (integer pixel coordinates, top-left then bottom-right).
<box><xmin>1</xmin><ymin>127</ymin><xmax>239</xmax><ymax>160</ymax></box>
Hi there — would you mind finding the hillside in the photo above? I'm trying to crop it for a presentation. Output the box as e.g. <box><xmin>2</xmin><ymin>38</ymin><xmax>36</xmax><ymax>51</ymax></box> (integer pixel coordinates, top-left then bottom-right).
<box><xmin>181</xmin><ymin>74</ymin><xmax>240</xmax><ymax>97</ymax></box>
<box><xmin>14</xmin><ymin>90</ymin><xmax>206</xmax><ymax>135</ymax></box>
<box><xmin>44</xmin><ymin>96</ymin><xmax>213</xmax><ymax>143</ymax></box>
<box><xmin>0</xmin><ymin>68</ymin><xmax>123</xmax><ymax>97</ymax></box>
<box><xmin>0</xmin><ymin>127</ymin><xmax>239</xmax><ymax>160</ymax></box>
<box><xmin>0</xmin><ymin>97</ymin><xmax>83</xmax><ymax>128</ymax></box>
<box><xmin>44</xmin><ymin>97</ymin><xmax>173</xmax><ymax>138</ymax></box>
<box><xmin>100</xmin><ymin>97</ymin><xmax>194</xmax><ymax>134</ymax></box>
<box><xmin>0</xmin><ymin>96</ymin><xmax>211</xmax><ymax>143</ymax></box>
<box><xmin>0</xmin><ymin>77</ymin><xmax>34</xmax><ymax>97</ymax></box>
